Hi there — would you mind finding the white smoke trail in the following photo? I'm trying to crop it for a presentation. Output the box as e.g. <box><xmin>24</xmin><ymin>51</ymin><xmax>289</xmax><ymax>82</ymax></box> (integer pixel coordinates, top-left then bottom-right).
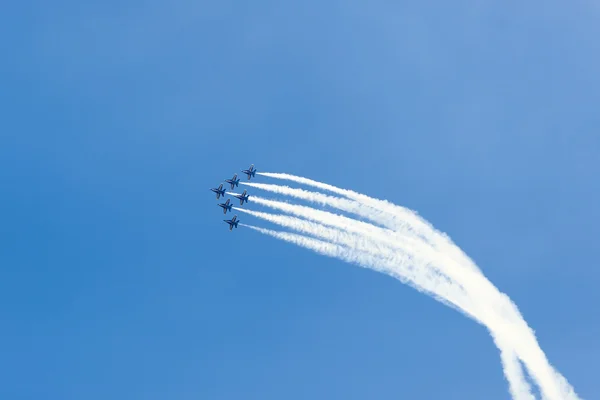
<box><xmin>256</xmin><ymin>174</ymin><xmax>580</xmax><ymax>400</ymax></box>
<box><xmin>234</xmin><ymin>197</ymin><xmax>493</xmax><ymax>299</ymax></box>
<box><xmin>234</xmin><ymin>206</ymin><xmax>467</xmax><ymax>294</ymax></box>
<box><xmin>242</xmin><ymin>220</ymin><xmax>539</xmax><ymax>400</ymax></box>
<box><xmin>242</xmin><ymin>176</ymin><xmax>579</xmax><ymax>400</ymax></box>
<box><xmin>256</xmin><ymin>172</ymin><xmax>443</xmax><ymax>240</ymax></box>
<box><xmin>232</xmin><ymin>204</ymin><xmax>489</xmax><ymax>297</ymax></box>
<box><xmin>237</xmin><ymin>208</ymin><xmax>544</xmax><ymax>339</ymax></box>
<box><xmin>239</xmin><ymin>183</ymin><xmax>411</xmax><ymax>232</ymax></box>
<box><xmin>237</xmin><ymin>194</ymin><xmax>395</xmax><ymax>236</ymax></box>
<box><xmin>237</xmin><ymin>196</ymin><xmax>417</xmax><ymax>251</ymax></box>
<box><xmin>237</xmin><ymin>193</ymin><xmax>514</xmax><ymax>325</ymax></box>
<box><xmin>248</xmin><ymin>176</ymin><xmax>477</xmax><ymax>271</ymax></box>
<box><xmin>240</xmin><ymin>181</ymin><xmax>476</xmax><ymax>274</ymax></box>
<box><xmin>240</xmin><ymin>223</ymin><xmax>476</xmax><ymax>320</ymax></box>
<box><xmin>499</xmin><ymin>344</ymin><xmax>536</xmax><ymax>400</ymax></box>
<box><xmin>236</xmin><ymin>207</ymin><xmax>571</xmax><ymax>400</ymax></box>
<box><xmin>234</xmin><ymin>207</ymin><xmax>396</xmax><ymax>256</ymax></box>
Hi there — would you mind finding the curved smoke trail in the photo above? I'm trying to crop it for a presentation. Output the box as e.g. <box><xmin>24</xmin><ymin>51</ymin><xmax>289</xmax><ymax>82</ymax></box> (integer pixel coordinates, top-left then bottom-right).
<box><xmin>236</xmin><ymin>172</ymin><xmax>579</xmax><ymax>400</ymax></box>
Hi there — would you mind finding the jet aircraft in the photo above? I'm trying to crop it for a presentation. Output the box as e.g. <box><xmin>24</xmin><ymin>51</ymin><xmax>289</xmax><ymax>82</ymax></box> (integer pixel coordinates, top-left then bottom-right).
<box><xmin>210</xmin><ymin>183</ymin><xmax>226</xmax><ymax>199</ymax></box>
<box><xmin>241</xmin><ymin>164</ymin><xmax>256</xmax><ymax>180</ymax></box>
<box><xmin>225</xmin><ymin>173</ymin><xmax>240</xmax><ymax>189</ymax></box>
<box><xmin>218</xmin><ymin>199</ymin><xmax>233</xmax><ymax>214</ymax></box>
<box><xmin>233</xmin><ymin>189</ymin><xmax>249</xmax><ymax>205</ymax></box>
<box><xmin>224</xmin><ymin>215</ymin><xmax>239</xmax><ymax>231</ymax></box>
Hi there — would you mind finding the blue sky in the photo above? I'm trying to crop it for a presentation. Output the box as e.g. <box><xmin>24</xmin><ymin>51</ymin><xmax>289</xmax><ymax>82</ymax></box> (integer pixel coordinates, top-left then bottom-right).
<box><xmin>1</xmin><ymin>1</ymin><xmax>599</xmax><ymax>399</ymax></box>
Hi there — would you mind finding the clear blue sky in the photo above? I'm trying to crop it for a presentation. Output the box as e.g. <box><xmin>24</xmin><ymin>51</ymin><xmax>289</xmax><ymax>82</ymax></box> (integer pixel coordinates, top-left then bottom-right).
<box><xmin>1</xmin><ymin>1</ymin><xmax>599</xmax><ymax>399</ymax></box>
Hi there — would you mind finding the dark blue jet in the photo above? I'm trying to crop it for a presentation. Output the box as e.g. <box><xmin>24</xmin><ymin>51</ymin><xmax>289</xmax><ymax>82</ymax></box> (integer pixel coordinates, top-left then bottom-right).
<box><xmin>218</xmin><ymin>198</ymin><xmax>233</xmax><ymax>214</ymax></box>
<box><xmin>210</xmin><ymin>183</ymin><xmax>226</xmax><ymax>199</ymax></box>
<box><xmin>241</xmin><ymin>164</ymin><xmax>256</xmax><ymax>180</ymax></box>
<box><xmin>225</xmin><ymin>173</ymin><xmax>240</xmax><ymax>190</ymax></box>
<box><xmin>233</xmin><ymin>189</ymin><xmax>249</xmax><ymax>205</ymax></box>
<box><xmin>224</xmin><ymin>215</ymin><xmax>239</xmax><ymax>231</ymax></box>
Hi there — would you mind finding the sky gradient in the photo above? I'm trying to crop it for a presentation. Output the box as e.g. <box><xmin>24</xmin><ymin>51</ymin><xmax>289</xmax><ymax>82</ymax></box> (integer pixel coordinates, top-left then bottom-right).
<box><xmin>1</xmin><ymin>1</ymin><xmax>599</xmax><ymax>399</ymax></box>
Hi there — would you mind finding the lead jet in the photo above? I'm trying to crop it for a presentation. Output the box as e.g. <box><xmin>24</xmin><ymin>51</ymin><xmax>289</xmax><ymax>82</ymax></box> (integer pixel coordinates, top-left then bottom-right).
<box><xmin>224</xmin><ymin>215</ymin><xmax>239</xmax><ymax>231</ymax></box>
<box><xmin>233</xmin><ymin>189</ymin><xmax>249</xmax><ymax>205</ymax></box>
<box><xmin>225</xmin><ymin>173</ymin><xmax>240</xmax><ymax>190</ymax></box>
<box><xmin>210</xmin><ymin>183</ymin><xmax>226</xmax><ymax>199</ymax></box>
<box><xmin>241</xmin><ymin>164</ymin><xmax>256</xmax><ymax>180</ymax></box>
<box><xmin>218</xmin><ymin>199</ymin><xmax>233</xmax><ymax>214</ymax></box>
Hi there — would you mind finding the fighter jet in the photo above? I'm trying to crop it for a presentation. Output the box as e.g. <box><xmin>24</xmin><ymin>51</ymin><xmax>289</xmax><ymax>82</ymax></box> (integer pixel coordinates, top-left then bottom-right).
<box><xmin>241</xmin><ymin>164</ymin><xmax>256</xmax><ymax>180</ymax></box>
<box><xmin>225</xmin><ymin>173</ymin><xmax>240</xmax><ymax>190</ymax></box>
<box><xmin>224</xmin><ymin>215</ymin><xmax>239</xmax><ymax>231</ymax></box>
<box><xmin>218</xmin><ymin>199</ymin><xmax>233</xmax><ymax>214</ymax></box>
<box><xmin>210</xmin><ymin>184</ymin><xmax>226</xmax><ymax>199</ymax></box>
<box><xmin>232</xmin><ymin>189</ymin><xmax>249</xmax><ymax>205</ymax></box>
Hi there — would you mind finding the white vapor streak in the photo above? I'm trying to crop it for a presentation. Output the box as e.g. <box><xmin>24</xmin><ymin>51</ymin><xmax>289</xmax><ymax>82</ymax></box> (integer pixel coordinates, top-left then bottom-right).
<box><xmin>233</xmin><ymin>200</ymin><xmax>495</xmax><ymax>299</ymax></box>
<box><xmin>241</xmin><ymin>197</ymin><xmax>499</xmax><ymax>300</ymax></box>
<box><xmin>236</xmin><ymin>207</ymin><xmax>552</xmax><ymax>395</ymax></box>
<box><xmin>245</xmin><ymin>196</ymin><xmax>412</xmax><ymax>249</ymax></box>
<box><xmin>247</xmin><ymin>195</ymin><xmax>392</xmax><ymax>233</ymax></box>
<box><xmin>239</xmin><ymin>222</ymin><xmax>476</xmax><ymax>320</ymax></box>
<box><xmin>256</xmin><ymin>172</ymin><xmax>438</xmax><ymax>236</ymax></box>
<box><xmin>242</xmin><ymin>181</ymin><xmax>474</xmax><ymax>273</ymax></box>
<box><xmin>499</xmin><ymin>344</ymin><xmax>536</xmax><ymax>400</ymax></box>
<box><xmin>244</xmin><ymin>194</ymin><xmax>507</xmax><ymax>321</ymax></box>
<box><xmin>237</xmin><ymin>207</ymin><xmax>568</xmax><ymax>400</ymax></box>
<box><xmin>254</xmin><ymin>173</ymin><xmax>478</xmax><ymax>271</ymax></box>
<box><xmin>240</xmin><ymin>182</ymin><xmax>410</xmax><ymax>232</ymax></box>
<box><xmin>233</xmin><ymin>206</ymin><xmax>463</xmax><ymax>296</ymax></box>
<box><xmin>246</xmin><ymin>174</ymin><xmax>579</xmax><ymax>400</ymax></box>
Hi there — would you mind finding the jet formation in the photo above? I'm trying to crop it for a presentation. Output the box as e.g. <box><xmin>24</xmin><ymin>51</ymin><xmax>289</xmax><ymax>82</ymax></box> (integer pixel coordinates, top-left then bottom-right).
<box><xmin>209</xmin><ymin>164</ymin><xmax>257</xmax><ymax>231</ymax></box>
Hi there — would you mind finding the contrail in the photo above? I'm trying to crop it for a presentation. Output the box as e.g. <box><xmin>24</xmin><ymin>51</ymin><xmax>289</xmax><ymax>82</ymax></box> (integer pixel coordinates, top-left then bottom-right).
<box><xmin>242</xmin><ymin>195</ymin><xmax>396</xmax><ymax>236</ymax></box>
<box><xmin>236</xmin><ymin>206</ymin><xmax>568</xmax><ymax>400</ymax></box>
<box><xmin>255</xmin><ymin>174</ymin><xmax>580</xmax><ymax>400</ymax></box>
<box><xmin>229</xmin><ymin>191</ymin><xmax>403</xmax><ymax>246</ymax></box>
<box><xmin>248</xmin><ymin>176</ymin><xmax>478</xmax><ymax>271</ymax></box>
<box><xmin>234</xmin><ymin>197</ymin><xmax>495</xmax><ymax>302</ymax></box>
<box><xmin>242</xmin><ymin>219</ymin><xmax>536</xmax><ymax>399</ymax></box>
<box><xmin>239</xmin><ymin>182</ymin><xmax>412</xmax><ymax>232</ymax></box>
<box><xmin>239</xmin><ymin>189</ymin><xmax>497</xmax><ymax>308</ymax></box>
<box><xmin>233</xmin><ymin>206</ymin><xmax>467</xmax><ymax>296</ymax></box>
<box><xmin>232</xmin><ymin>203</ymin><xmax>490</xmax><ymax>298</ymax></box>
<box><xmin>240</xmin><ymin>181</ymin><xmax>475</xmax><ymax>273</ymax></box>
<box><xmin>239</xmin><ymin>196</ymin><xmax>424</xmax><ymax>253</ymax></box>
<box><xmin>236</xmin><ymin>208</ymin><xmax>549</xmax><ymax>345</ymax></box>
<box><xmin>499</xmin><ymin>344</ymin><xmax>536</xmax><ymax>400</ymax></box>
<box><xmin>243</xmin><ymin>175</ymin><xmax>579</xmax><ymax>400</ymax></box>
<box><xmin>256</xmin><ymin>172</ymin><xmax>443</xmax><ymax>239</ymax></box>
<box><xmin>240</xmin><ymin>222</ymin><xmax>476</xmax><ymax>320</ymax></box>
